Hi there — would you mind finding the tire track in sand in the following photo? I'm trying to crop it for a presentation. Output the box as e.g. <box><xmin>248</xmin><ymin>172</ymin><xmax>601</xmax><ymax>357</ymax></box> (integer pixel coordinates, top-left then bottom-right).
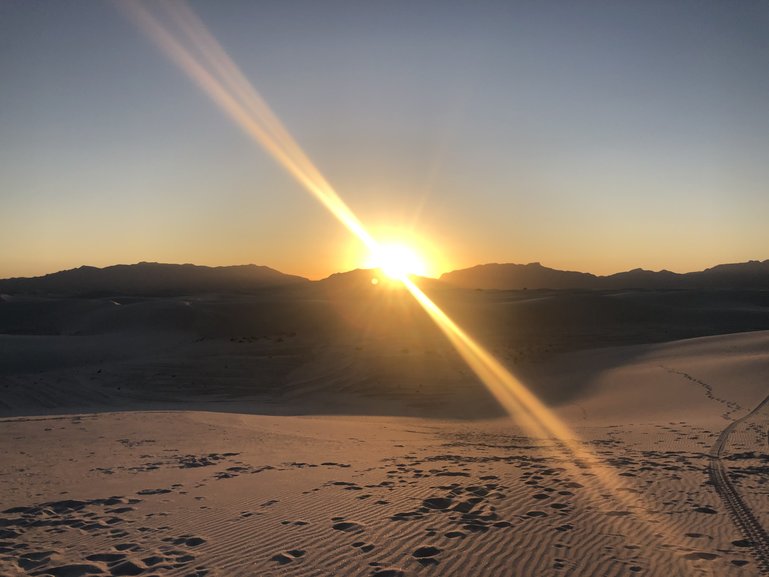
<box><xmin>708</xmin><ymin>389</ymin><xmax>769</xmax><ymax>575</ymax></box>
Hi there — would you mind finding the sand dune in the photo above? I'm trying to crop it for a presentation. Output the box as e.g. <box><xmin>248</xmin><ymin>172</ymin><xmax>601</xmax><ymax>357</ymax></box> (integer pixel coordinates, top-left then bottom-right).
<box><xmin>529</xmin><ymin>331</ymin><xmax>769</xmax><ymax>425</ymax></box>
<box><xmin>2</xmin><ymin>329</ymin><xmax>768</xmax><ymax>576</ymax></box>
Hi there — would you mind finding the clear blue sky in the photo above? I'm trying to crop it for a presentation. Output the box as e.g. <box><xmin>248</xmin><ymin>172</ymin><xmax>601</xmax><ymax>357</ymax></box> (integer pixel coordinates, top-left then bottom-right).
<box><xmin>1</xmin><ymin>0</ymin><xmax>768</xmax><ymax>278</ymax></box>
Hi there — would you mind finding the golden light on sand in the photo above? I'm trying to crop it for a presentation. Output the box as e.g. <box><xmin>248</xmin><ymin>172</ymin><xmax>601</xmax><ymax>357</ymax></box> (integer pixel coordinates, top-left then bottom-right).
<box><xmin>364</xmin><ymin>243</ymin><xmax>428</xmax><ymax>280</ymax></box>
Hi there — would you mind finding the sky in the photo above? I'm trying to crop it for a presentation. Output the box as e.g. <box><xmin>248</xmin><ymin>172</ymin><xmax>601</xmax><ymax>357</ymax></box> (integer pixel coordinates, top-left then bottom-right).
<box><xmin>1</xmin><ymin>1</ymin><xmax>768</xmax><ymax>280</ymax></box>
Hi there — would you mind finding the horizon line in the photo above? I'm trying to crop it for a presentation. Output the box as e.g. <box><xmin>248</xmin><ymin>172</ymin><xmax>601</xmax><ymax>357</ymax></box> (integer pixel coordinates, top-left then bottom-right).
<box><xmin>2</xmin><ymin>257</ymin><xmax>768</xmax><ymax>284</ymax></box>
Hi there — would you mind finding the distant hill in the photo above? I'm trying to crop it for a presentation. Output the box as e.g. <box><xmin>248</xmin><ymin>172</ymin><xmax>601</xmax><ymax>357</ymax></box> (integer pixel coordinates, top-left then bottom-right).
<box><xmin>3</xmin><ymin>259</ymin><xmax>768</xmax><ymax>297</ymax></box>
<box><xmin>440</xmin><ymin>260</ymin><xmax>769</xmax><ymax>290</ymax></box>
<box><xmin>316</xmin><ymin>268</ymin><xmax>442</xmax><ymax>293</ymax></box>
<box><xmin>0</xmin><ymin>262</ymin><xmax>308</xmax><ymax>297</ymax></box>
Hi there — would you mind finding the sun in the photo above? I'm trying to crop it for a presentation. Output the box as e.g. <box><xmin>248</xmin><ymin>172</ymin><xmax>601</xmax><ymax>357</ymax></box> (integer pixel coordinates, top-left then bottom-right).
<box><xmin>365</xmin><ymin>243</ymin><xmax>428</xmax><ymax>281</ymax></box>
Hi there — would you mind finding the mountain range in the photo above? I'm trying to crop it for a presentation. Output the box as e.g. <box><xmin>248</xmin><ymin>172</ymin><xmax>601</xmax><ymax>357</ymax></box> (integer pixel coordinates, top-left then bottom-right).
<box><xmin>439</xmin><ymin>260</ymin><xmax>769</xmax><ymax>290</ymax></box>
<box><xmin>0</xmin><ymin>259</ymin><xmax>768</xmax><ymax>297</ymax></box>
<box><xmin>0</xmin><ymin>262</ymin><xmax>307</xmax><ymax>297</ymax></box>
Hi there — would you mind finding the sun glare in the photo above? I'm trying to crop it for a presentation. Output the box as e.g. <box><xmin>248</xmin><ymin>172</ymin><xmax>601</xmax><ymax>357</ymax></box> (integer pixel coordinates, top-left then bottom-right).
<box><xmin>119</xmin><ymin>6</ymin><xmax>708</xmax><ymax>569</ymax></box>
<box><xmin>365</xmin><ymin>243</ymin><xmax>428</xmax><ymax>280</ymax></box>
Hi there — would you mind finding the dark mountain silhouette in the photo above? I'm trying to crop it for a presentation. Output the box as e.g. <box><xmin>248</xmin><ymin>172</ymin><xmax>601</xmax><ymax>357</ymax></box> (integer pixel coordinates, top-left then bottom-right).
<box><xmin>440</xmin><ymin>260</ymin><xmax>769</xmax><ymax>290</ymax></box>
<box><xmin>315</xmin><ymin>268</ymin><xmax>442</xmax><ymax>293</ymax></box>
<box><xmin>0</xmin><ymin>262</ymin><xmax>308</xmax><ymax>297</ymax></box>
<box><xmin>599</xmin><ymin>268</ymin><xmax>683</xmax><ymax>290</ymax></box>
<box><xmin>2</xmin><ymin>259</ymin><xmax>768</xmax><ymax>297</ymax></box>
<box><xmin>439</xmin><ymin>262</ymin><xmax>598</xmax><ymax>291</ymax></box>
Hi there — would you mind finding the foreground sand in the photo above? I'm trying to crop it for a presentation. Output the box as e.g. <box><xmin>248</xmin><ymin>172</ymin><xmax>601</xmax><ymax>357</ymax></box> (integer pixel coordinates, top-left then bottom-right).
<box><xmin>1</xmin><ymin>331</ymin><xmax>769</xmax><ymax>577</ymax></box>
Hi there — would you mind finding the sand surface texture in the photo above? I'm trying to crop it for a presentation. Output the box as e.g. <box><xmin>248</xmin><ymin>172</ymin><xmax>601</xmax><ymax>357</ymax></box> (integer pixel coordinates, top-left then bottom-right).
<box><xmin>1</xmin><ymin>330</ymin><xmax>768</xmax><ymax>577</ymax></box>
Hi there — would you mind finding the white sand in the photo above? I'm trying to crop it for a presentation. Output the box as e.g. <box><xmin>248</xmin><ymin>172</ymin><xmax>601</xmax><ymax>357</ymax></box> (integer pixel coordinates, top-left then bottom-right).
<box><xmin>1</xmin><ymin>331</ymin><xmax>768</xmax><ymax>576</ymax></box>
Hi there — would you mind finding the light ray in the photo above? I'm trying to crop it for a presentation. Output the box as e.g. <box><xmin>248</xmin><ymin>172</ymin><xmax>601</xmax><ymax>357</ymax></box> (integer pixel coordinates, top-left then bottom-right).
<box><xmin>121</xmin><ymin>4</ymin><xmax>702</xmax><ymax>573</ymax></box>
<box><xmin>119</xmin><ymin>0</ymin><xmax>378</xmax><ymax>254</ymax></box>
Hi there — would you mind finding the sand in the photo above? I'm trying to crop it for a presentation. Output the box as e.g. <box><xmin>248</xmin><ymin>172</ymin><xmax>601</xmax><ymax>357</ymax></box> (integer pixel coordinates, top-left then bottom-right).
<box><xmin>1</xmin><ymin>329</ymin><xmax>769</xmax><ymax>576</ymax></box>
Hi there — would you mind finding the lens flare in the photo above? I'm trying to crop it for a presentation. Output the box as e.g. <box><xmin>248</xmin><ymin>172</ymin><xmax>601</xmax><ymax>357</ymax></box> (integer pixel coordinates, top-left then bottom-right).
<box><xmin>365</xmin><ymin>243</ymin><xmax>427</xmax><ymax>280</ymax></box>
<box><xmin>119</xmin><ymin>0</ymin><xmax>379</xmax><ymax>255</ymax></box>
<box><xmin>122</xmin><ymin>3</ymin><xmax>704</xmax><ymax>573</ymax></box>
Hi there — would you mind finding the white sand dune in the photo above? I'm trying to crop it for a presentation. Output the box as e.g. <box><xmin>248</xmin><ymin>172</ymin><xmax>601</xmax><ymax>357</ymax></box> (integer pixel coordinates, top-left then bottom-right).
<box><xmin>1</xmin><ymin>330</ymin><xmax>768</xmax><ymax>576</ymax></box>
<box><xmin>533</xmin><ymin>330</ymin><xmax>769</xmax><ymax>425</ymax></box>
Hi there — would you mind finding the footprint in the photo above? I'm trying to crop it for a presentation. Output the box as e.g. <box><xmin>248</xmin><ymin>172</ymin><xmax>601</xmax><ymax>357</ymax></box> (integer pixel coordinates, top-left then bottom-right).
<box><xmin>332</xmin><ymin>521</ymin><xmax>364</xmax><ymax>533</ymax></box>
<box><xmin>136</xmin><ymin>489</ymin><xmax>171</xmax><ymax>496</ymax></box>
<box><xmin>731</xmin><ymin>539</ymin><xmax>754</xmax><ymax>547</ymax></box>
<box><xmin>351</xmin><ymin>541</ymin><xmax>375</xmax><ymax>552</ymax></box>
<box><xmin>85</xmin><ymin>553</ymin><xmax>126</xmax><ymax>563</ymax></box>
<box><xmin>271</xmin><ymin>549</ymin><xmax>306</xmax><ymax>564</ymax></box>
<box><xmin>41</xmin><ymin>564</ymin><xmax>103</xmax><ymax>577</ymax></box>
<box><xmin>141</xmin><ymin>555</ymin><xmax>166</xmax><ymax>566</ymax></box>
<box><xmin>17</xmin><ymin>550</ymin><xmax>55</xmax><ymax>570</ymax></box>
<box><xmin>682</xmin><ymin>552</ymin><xmax>719</xmax><ymax>561</ymax></box>
<box><xmin>413</xmin><ymin>545</ymin><xmax>441</xmax><ymax>565</ymax></box>
<box><xmin>371</xmin><ymin>568</ymin><xmax>404</xmax><ymax>577</ymax></box>
<box><xmin>110</xmin><ymin>560</ymin><xmax>146</xmax><ymax>575</ymax></box>
<box><xmin>422</xmin><ymin>497</ymin><xmax>452</xmax><ymax>510</ymax></box>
